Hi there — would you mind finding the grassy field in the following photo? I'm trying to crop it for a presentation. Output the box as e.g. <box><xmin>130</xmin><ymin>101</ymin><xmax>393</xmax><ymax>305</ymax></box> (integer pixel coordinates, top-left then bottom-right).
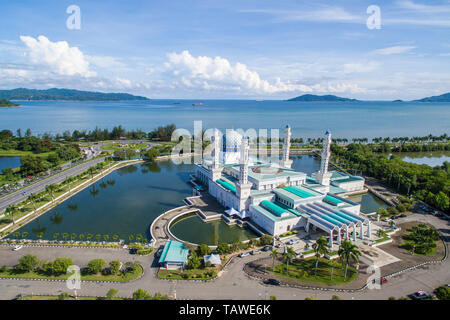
<box><xmin>0</xmin><ymin>149</ymin><xmax>54</xmax><ymax>157</ymax></box>
<box><xmin>20</xmin><ymin>295</ymin><xmax>99</xmax><ymax>300</ymax></box>
<box><xmin>269</xmin><ymin>257</ymin><xmax>358</xmax><ymax>286</ymax></box>
<box><xmin>101</xmin><ymin>143</ymin><xmax>147</xmax><ymax>152</ymax></box>
<box><xmin>0</xmin><ymin>265</ymin><xmax>143</xmax><ymax>282</ymax></box>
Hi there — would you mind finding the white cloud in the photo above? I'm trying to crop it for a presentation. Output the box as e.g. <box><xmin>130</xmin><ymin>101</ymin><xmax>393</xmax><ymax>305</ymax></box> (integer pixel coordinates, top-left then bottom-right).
<box><xmin>396</xmin><ymin>0</ymin><xmax>450</xmax><ymax>13</ymax></box>
<box><xmin>343</xmin><ymin>61</ymin><xmax>380</xmax><ymax>73</ymax></box>
<box><xmin>240</xmin><ymin>6</ymin><xmax>363</xmax><ymax>24</ymax></box>
<box><xmin>20</xmin><ymin>35</ymin><xmax>96</xmax><ymax>77</ymax></box>
<box><xmin>164</xmin><ymin>50</ymin><xmax>315</xmax><ymax>94</ymax></box>
<box><xmin>371</xmin><ymin>46</ymin><xmax>416</xmax><ymax>55</ymax></box>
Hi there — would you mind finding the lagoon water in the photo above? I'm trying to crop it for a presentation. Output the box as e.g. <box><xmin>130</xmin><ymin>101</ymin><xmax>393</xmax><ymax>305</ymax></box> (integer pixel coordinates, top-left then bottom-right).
<box><xmin>0</xmin><ymin>156</ymin><xmax>21</xmax><ymax>172</ymax></box>
<box><xmin>393</xmin><ymin>151</ymin><xmax>450</xmax><ymax>166</ymax></box>
<box><xmin>1</xmin><ymin>100</ymin><xmax>449</xmax><ymax>139</ymax></box>
<box><xmin>9</xmin><ymin>155</ymin><xmax>387</xmax><ymax>243</ymax></box>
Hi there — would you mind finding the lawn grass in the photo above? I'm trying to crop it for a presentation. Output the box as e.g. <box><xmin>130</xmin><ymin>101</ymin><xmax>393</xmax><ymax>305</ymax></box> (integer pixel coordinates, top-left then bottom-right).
<box><xmin>400</xmin><ymin>239</ymin><xmax>437</xmax><ymax>256</ymax></box>
<box><xmin>20</xmin><ymin>295</ymin><xmax>100</xmax><ymax>300</ymax></box>
<box><xmin>0</xmin><ymin>265</ymin><xmax>143</xmax><ymax>282</ymax></box>
<box><xmin>269</xmin><ymin>257</ymin><xmax>357</xmax><ymax>286</ymax></box>
<box><xmin>101</xmin><ymin>143</ymin><xmax>147</xmax><ymax>152</ymax></box>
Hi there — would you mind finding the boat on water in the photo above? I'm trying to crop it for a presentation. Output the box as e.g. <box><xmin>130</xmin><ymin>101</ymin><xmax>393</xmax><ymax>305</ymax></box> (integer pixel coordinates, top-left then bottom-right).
<box><xmin>192</xmin><ymin>103</ymin><xmax>203</xmax><ymax>106</ymax></box>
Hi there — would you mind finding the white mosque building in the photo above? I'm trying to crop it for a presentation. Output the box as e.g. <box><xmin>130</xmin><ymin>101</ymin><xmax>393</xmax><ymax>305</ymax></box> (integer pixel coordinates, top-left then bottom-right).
<box><xmin>194</xmin><ymin>126</ymin><xmax>370</xmax><ymax>247</ymax></box>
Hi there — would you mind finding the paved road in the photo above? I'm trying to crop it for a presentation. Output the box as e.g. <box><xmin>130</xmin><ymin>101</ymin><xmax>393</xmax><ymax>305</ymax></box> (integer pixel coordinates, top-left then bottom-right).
<box><xmin>0</xmin><ymin>157</ymin><xmax>105</xmax><ymax>213</ymax></box>
<box><xmin>0</xmin><ymin>214</ymin><xmax>447</xmax><ymax>300</ymax></box>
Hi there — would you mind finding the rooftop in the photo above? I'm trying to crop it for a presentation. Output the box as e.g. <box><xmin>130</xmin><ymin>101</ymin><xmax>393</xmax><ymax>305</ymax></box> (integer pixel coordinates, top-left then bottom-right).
<box><xmin>158</xmin><ymin>240</ymin><xmax>189</xmax><ymax>264</ymax></box>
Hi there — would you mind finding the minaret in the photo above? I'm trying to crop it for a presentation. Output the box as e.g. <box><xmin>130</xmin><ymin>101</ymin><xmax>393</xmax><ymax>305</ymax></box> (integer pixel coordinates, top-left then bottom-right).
<box><xmin>316</xmin><ymin>130</ymin><xmax>333</xmax><ymax>191</ymax></box>
<box><xmin>236</xmin><ymin>136</ymin><xmax>252</xmax><ymax>211</ymax></box>
<box><xmin>280</xmin><ymin>124</ymin><xmax>293</xmax><ymax>168</ymax></box>
<box><xmin>210</xmin><ymin>128</ymin><xmax>223</xmax><ymax>181</ymax></box>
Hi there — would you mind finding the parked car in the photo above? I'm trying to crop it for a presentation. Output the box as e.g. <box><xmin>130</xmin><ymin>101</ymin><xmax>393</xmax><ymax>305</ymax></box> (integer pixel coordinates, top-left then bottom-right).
<box><xmin>262</xmin><ymin>246</ymin><xmax>272</xmax><ymax>252</ymax></box>
<box><xmin>129</xmin><ymin>248</ymin><xmax>138</xmax><ymax>255</ymax></box>
<box><xmin>287</xmin><ymin>239</ymin><xmax>300</xmax><ymax>245</ymax></box>
<box><xmin>264</xmin><ymin>278</ymin><xmax>281</xmax><ymax>286</ymax></box>
<box><xmin>251</xmin><ymin>249</ymin><xmax>261</xmax><ymax>255</ymax></box>
<box><xmin>239</xmin><ymin>252</ymin><xmax>250</xmax><ymax>258</ymax></box>
<box><xmin>409</xmin><ymin>291</ymin><xmax>431</xmax><ymax>300</ymax></box>
<box><xmin>399</xmin><ymin>214</ymin><xmax>407</xmax><ymax>218</ymax></box>
<box><xmin>12</xmin><ymin>245</ymin><xmax>23</xmax><ymax>251</ymax></box>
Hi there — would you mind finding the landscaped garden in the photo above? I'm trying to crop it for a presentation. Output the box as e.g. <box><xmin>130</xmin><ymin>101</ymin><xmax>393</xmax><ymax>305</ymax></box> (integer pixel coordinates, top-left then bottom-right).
<box><xmin>400</xmin><ymin>223</ymin><xmax>440</xmax><ymax>256</ymax></box>
<box><xmin>269</xmin><ymin>257</ymin><xmax>357</xmax><ymax>286</ymax></box>
<box><xmin>0</xmin><ymin>254</ymin><xmax>143</xmax><ymax>282</ymax></box>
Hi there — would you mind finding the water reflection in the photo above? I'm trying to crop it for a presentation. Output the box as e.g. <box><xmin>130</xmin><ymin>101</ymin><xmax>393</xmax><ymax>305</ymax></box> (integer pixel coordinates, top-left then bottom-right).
<box><xmin>31</xmin><ymin>219</ymin><xmax>46</xmax><ymax>238</ymax></box>
<box><xmin>117</xmin><ymin>165</ymin><xmax>138</xmax><ymax>175</ymax></box>
<box><xmin>49</xmin><ymin>209</ymin><xmax>63</xmax><ymax>225</ymax></box>
<box><xmin>89</xmin><ymin>184</ymin><xmax>100</xmax><ymax>198</ymax></box>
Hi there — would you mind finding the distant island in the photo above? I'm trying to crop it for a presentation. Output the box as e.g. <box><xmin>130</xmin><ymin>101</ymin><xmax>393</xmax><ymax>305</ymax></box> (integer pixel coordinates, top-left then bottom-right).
<box><xmin>0</xmin><ymin>99</ymin><xmax>20</xmax><ymax>107</ymax></box>
<box><xmin>0</xmin><ymin>88</ymin><xmax>149</xmax><ymax>101</ymax></box>
<box><xmin>414</xmin><ymin>92</ymin><xmax>450</xmax><ymax>102</ymax></box>
<box><xmin>287</xmin><ymin>94</ymin><xmax>358</xmax><ymax>102</ymax></box>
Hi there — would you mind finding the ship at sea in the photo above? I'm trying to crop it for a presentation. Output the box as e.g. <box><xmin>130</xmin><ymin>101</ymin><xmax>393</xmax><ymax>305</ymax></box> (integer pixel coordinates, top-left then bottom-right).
<box><xmin>192</xmin><ymin>103</ymin><xmax>203</xmax><ymax>106</ymax></box>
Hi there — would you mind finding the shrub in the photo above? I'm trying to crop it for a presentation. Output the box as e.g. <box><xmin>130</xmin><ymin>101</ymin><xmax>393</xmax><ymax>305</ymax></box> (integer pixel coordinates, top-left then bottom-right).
<box><xmin>52</xmin><ymin>257</ymin><xmax>73</xmax><ymax>275</ymax></box>
<box><xmin>196</xmin><ymin>244</ymin><xmax>211</xmax><ymax>256</ymax></box>
<box><xmin>434</xmin><ymin>286</ymin><xmax>450</xmax><ymax>300</ymax></box>
<box><xmin>58</xmin><ymin>292</ymin><xmax>70</xmax><ymax>300</ymax></box>
<box><xmin>87</xmin><ymin>258</ymin><xmax>107</xmax><ymax>274</ymax></box>
<box><xmin>15</xmin><ymin>254</ymin><xmax>40</xmax><ymax>273</ymax></box>
<box><xmin>109</xmin><ymin>260</ymin><xmax>121</xmax><ymax>275</ymax></box>
<box><xmin>216</xmin><ymin>243</ymin><xmax>230</xmax><ymax>254</ymax></box>
<box><xmin>106</xmin><ymin>288</ymin><xmax>119</xmax><ymax>300</ymax></box>
<box><xmin>260</xmin><ymin>234</ymin><xmax>273</xmax><ymax>246</ymax></box>
<box><xmin>136</xmin><ymin>248</ymin><xmax>153</xmax><ymax>255</ymax></box>
<box><xmin>387</xmin><ymin>206</ymin><xmax>399</xmax><ymax>215</ymax></box>
<box><xmin>396</xmin><ymin>204</ymin><xmax>407</xmax><ymax>213</ymax></box>
<box><xmin>331</xmin><ymin>295</ymin><xmax>341</xmax><ymax>300</ymax></box>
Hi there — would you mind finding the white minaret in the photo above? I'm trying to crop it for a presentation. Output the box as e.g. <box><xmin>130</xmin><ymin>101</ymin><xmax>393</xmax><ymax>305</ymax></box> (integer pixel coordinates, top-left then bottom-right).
<box><xmin>280</xmin><ymin>124</ymin><xmax>293</xmax><ymax>168</ymax></box>
<box><xmin>210</xmin><ymin>128</ymin><xmax>223</xmax><ymax>181</ymax></box>
<box><xmin>316</xmin><ymin>130</ymin><xmax>333</xmax><ymax>190</ymax></box>
<box><xmin>213</xmin><ymin>128</ymin><xmax>220</xmax><ymax>169</ymax></box>
<box><xmin>236</xmin><ymin>136</ymin><xmax>252</xmax><ymax>211</ymax></box>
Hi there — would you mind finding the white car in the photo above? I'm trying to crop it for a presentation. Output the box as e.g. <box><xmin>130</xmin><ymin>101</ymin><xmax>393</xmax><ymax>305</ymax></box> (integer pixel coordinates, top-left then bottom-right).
<box><xmin>12</xmin><ymin>245</ymin><xmax>23</xmax><ymax>251</ymax></box>
<box><xmin>239</xmin><ymin>252</ymin><xmax>250</xmax><ymax>258</ymax></box>
<box><xmin>287</xmin><ymin>239</ymin><xmax>300</xmax><ymax>245</ymax></box>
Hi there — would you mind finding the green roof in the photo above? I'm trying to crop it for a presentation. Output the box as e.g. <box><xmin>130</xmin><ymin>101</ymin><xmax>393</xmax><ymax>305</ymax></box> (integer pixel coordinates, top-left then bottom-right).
<box><xmin>323</xmin><ymin>195</ymin><xmax>343</xmax><ymax>205</ymax></box>
<box><xmin>216</xmin><ymin>179</ymin><xmax>236</xmax><ymax>193</ymax></box>
<box><xmin>284</xmin><ymin>186</ymin><xmax>315</xmax><ymax>198</ymax></box>
<box><xmin>158</xmin><ymin>240</ymin><xmax>189</xmax><ymax>264</ymax></box>
<box><xmin>275</xmin><ymin>201</ymin><xmax>310</xmax><ymax>218</ymax></box>
<box><xmin>260</xmin><ymin>200</ymin><xmax>287</xmax><ymax>217</ymax></box>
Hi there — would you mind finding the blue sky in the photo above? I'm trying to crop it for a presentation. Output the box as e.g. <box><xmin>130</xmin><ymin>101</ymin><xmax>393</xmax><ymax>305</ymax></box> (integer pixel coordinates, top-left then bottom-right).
<box><xmin>0</xmin><ymin>0</ymin><xmax>449</xmax><ymax>99</ymax></box>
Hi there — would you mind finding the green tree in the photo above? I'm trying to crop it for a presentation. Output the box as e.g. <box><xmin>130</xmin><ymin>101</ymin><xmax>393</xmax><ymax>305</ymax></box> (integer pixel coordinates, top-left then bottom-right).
<box><xmin>87</xmin><ymin>258</ymin><xmax>107</xmax><ymax>274</ymax></box>
<box><xmin>434</xmin><ymin>286</ymin><xmax>450</xmax><ymax>300</ymax></box>
<box><xmin>196</xmin><ymin>244</ymin><xmax>211</xmax><ymax>256</ymax></box>
<box><xmin>109</xmin><ymin>260</ymin><xmax>121</xmax><ymax>275</ymax></box>
<box><xmin>132</xmin><ymin>288</ymin><xmax>152</xmax><ymax>300</ymax></box>
<box><xmin>45</xmin><ymin>184</ymin><xmax>57</xmax><ymax>202</ymax></box>
<box><xmin>5</xmin><ymin>204</ymin><xmax>19</xmax><ymax>225</ymax></box>
<box><xmin>270</xmin><ymin>249</ymin><xmax>279</xmax><ymax>270</ymax></box>
<box><xmin>260</xmin><ymin>234</ymin><xmax>273</xmax><ymax>246</ymax></box>
<box><xmin>283</xmin><ymin>247</ymin><xmax>296</xmax><ymax>275</ymax></box>
<box><xmin>105</xmin><ymin>288</ymin><xmax>119</xmax><ymax>300</ymax></box>
<box><xmin>312</xmin><ymin>236</ymin><xmax>329</xmax><ymax>275</ymax></box>
<box><xmin>338</xmin><ymin>240</ymin><xmax>361</xmax><ymax>279</ymax></box>
<box><xmin>16</xmin><ymin>254</ymin><xmax>40</xmax><ymax>272</ymax></box>
<box><xmin>216</xmin><ymin>243</ymin><xmax>229</xmax><ymax>255</ymax></box>
<box><xmin>52</xmin><ymin>257</ymin><xmax>73</xmax><ymax>275</ymax></box>
<box><xmin>27</xmin><ymin>193</ymin><xmax>39</xmax><ymax>215</ymax></box>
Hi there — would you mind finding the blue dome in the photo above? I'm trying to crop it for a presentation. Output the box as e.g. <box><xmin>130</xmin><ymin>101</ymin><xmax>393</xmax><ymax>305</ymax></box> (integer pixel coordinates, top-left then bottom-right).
<box><xmin>286</xmin><ymin>124</ymin><xmax>291</xmax><ymax>129</ymax></box>
<box><xmin>325</xmin><ymin>130</ymin><xmax>331</xmax><ymax>135</ymax></box>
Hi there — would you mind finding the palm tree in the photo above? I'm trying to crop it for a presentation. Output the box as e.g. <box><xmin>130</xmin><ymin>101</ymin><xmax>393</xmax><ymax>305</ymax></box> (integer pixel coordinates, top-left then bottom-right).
<box><xmin>28</xmin><ymin>193</ymin><xmax>39</xmax><ymax>215</ymax></box>
<box><xmin>112</xmin><ymin>234</ymin><xmax>119</xmax><ymax>242</ymax></box>
<box><xmin>53</xmin><ymin>233</ymin><xmax>60</xmax><ymax>240</ymax></box>
<box><xmin>270</xmin><ymin>249</ymin><xmax>279</xmax><ymax>270</ymax></box>
<box><xmin>45</xmin><ymin>184</ymin><xmax>57</xmax><ymax>202</ymax></box>
<box><xmin>103</xmin><ymin>234</ymin><xmax>110</xmax><ymax>242</ymax></box>
<box><xmin>283</xmin><ymin>247</ymin><xmax>296</xmax><ymax>275</ymax></box>
<box><xmin>329</xmin><ymin>260</ymin><xmax>339</xmax><ymax>281</ymax></box>
<box><xmin>338</xmin><ymin>240</ymin><xmax>361</xmax><ymax>279</ymax></box>
<box><xmin>5</xmin><ymin>204</ymin><xmax>19</xmax><ymax>225</ymax></box>
<box><xmin>312</xmin><ymin>236</ymin><xmax>329</xmax><ymax>275</ymax></box>
<box><xmin>87</xmin><ymin>167</ymin><xmax>96</xmax><ymax>180</ymax></box>
<box><xmin>62</xmin><ymin>232</ymin><xmax>69</xmax><ymax>241</ymax></box>
<box><xmin>79</xmin><ymin>234</ymin><xmax>85</xmax><ymax>241</ymax></box>
<box><xmin>87</xmin><ymin>233</ymin><xmax>93</xmax><ymax>241</ymax></box>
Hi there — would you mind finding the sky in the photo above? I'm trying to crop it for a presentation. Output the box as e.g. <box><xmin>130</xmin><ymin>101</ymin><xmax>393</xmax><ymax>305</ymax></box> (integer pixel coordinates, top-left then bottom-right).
<box><xmin>0</xmin><ymin>0</ymin><xmax>449</xmax><ymax>100</ymax></box>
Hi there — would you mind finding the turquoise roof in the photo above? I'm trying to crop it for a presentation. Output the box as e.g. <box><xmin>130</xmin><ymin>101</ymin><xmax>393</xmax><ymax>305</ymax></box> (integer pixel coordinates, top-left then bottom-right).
<box><xmin>216</xmin><ymin>179</ymin><xmax>236</xmax><ymax>193</ymax></box>
<box><xmin>260</xmin><ymin>200</ymin><xmax>287</xmax><ymax>217</ymax></box>
<box><xmin>158</xmin><ymin>240</ymin><xmax>189</xmax><ymax>264</ymax></box>
<box><xmin>284</xmin><ymin>186</ymin><xmax>315</xmax><ymax>198</ymax></box>
<box><xmin>324</xmin><ymin>195</ymin><xmax>343</xmax><ymax>205</ymax></box>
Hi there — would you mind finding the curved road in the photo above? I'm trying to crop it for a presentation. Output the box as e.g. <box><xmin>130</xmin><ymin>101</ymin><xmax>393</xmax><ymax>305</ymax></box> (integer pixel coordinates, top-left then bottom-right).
<box><xmin>0</xmin><ymin>213</ymin><xmax>448</xmax><ymax>300</ymax></box>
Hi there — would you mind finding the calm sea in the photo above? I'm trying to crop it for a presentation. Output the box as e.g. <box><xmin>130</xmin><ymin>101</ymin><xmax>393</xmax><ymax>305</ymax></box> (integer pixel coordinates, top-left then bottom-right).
<box><xmin>1</xmin><ymin>100</ymin><xmax>449</xmax><ymax>138</ymax></box>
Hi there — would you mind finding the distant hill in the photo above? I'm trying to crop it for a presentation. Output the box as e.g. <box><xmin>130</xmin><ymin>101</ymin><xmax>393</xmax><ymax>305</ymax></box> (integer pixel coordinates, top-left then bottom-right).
<box><xmin>0</xmin><ymin>88</ymin><xmax>149</xmax><ymax>101</ymax></box>
<box><xmin>0</xmin><ymin>99</ymin><xmax>19</xmax><ymax>107</ymax></box>
<box><xmin>414</xmin><ymin>92</ymin><xmax>450</xmax><ymax>102</ymax></box>
<box><xmin>287</xmin><ymin>94</ymin><xmax>358</xmax><ymax>102</ymax></box>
